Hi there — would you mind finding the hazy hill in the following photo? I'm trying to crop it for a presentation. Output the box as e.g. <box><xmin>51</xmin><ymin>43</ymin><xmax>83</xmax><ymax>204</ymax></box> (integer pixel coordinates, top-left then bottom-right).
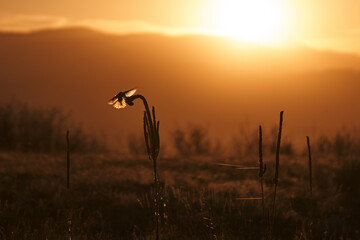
<box><xmin>1</xmin><ymin>27</ymin><xmax>360</xmax><ymax>151</ymax></box>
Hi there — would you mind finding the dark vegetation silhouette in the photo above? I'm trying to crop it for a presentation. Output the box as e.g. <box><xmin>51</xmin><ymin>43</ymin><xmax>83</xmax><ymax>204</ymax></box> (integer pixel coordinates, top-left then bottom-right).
<box><xmin>127</xmin><ymin>134</ymin><xmax>146</xmax><ymax>156</ymax></box>
<box><xmin>316</xmin><ymin>130</ymin><xmax>360</xmax><ymax>157</ymax></box>
<box><xmin>0</xmin><ymin>102</ymin><xmax>105</xmax><ymax>153</ymax></box>
<box><xmin>173</xmin><ymin>125</ymin><xmax>212</xmax><ymax>157</ymax></box>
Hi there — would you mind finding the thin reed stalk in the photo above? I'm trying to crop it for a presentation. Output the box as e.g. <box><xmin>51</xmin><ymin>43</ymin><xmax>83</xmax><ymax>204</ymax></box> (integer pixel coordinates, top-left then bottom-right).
<box><xmin>306</xmin><ymin>136</ymin><xmax>313</xmax><ymax>195</ymax></box>
<box><xmin>235</xmin><ymin>197</ymin><xmax>262</xmax><ymax>200</ymax></box>
<box><xmin>67</xmin><ymin>130</ymin><xmax>70</xmax><ymax>190</ymax></box>
<box><xmin>258</xmin><ymin>125</ymin><xmax>266</xmax><ymax>221</ymax></box>
<box><xmin>306</xmin><ymin>136</ymin><xmax>313</xmax><ymax>240</ymax></box>
<box><xmin>66</xmin><ymin>130</ymin><xmax>72</xmax><ymax>240</ymax></box>
<box><xmin>271</xmin><ymin>111</ymin><xmax>284</xmax><ymax>231</ymax></box>
<box><xmin>216</xmin><ymin>163</ymin><xmax>258</xmax><ymax>169</ymax></box>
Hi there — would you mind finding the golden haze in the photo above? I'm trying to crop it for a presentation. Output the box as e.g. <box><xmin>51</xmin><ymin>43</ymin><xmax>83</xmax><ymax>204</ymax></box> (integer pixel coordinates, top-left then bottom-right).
<box><xmin>0</xmin><ymin>29</ymin><xmax>359</xmax><ymax>149</ymax></box>
<box><xmin>1</xmin><ymin>0</ymin><xmax>360</xmax><ymax>52</ymax></box>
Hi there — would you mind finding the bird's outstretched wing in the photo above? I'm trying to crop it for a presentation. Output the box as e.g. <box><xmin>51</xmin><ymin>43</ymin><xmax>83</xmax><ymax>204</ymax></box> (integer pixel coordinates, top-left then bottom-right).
<box><xmin>107</xmin><ymin>96</ymin><xmax>119</xmax><ymax>105</ymax></box>
<box><xmin>125</xmin><ymin>88</ymin><xmax>137</xmax><ymax>97</ymax></box>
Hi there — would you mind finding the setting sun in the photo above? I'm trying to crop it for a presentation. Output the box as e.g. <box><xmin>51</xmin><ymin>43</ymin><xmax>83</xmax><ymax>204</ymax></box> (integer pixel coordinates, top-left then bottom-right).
<box><xmin>208</xmin><ymin>0</ymin><xmax>288</xmax><ymax>44</ymax></box>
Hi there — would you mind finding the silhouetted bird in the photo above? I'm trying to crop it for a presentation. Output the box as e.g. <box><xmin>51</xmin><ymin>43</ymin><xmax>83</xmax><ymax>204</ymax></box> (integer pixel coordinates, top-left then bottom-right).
<box><xmin>107</xmin><ymin>88</ymin><xmax>137</xmax><ymax>109</ymax></box>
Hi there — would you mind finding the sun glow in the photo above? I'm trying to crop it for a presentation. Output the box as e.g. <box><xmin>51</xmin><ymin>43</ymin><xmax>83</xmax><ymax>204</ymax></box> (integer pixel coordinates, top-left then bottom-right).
<box><xmin>208</xmin><ymin>0</ymin><xmax>289</xmax><ymax>44</ymax></box>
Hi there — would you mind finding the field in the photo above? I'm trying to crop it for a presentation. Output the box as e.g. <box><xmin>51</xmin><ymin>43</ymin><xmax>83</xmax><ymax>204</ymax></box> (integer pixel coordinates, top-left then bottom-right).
<box><xmin>1</xmin><ymin>140</ymin><xmax>359</xmax><ymax>239</ymax></box>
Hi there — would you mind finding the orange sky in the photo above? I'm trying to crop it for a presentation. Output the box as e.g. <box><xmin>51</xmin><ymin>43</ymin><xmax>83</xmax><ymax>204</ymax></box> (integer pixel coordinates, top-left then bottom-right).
<box><xmin>1</xmin><ymin>0</ymin><xmax>360</xmax><ymax>53</ymax></box>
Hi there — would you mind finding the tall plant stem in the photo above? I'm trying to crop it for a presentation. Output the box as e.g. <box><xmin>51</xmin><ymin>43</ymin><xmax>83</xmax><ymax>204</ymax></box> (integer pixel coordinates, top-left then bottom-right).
<box><xmin>132</xmin><ymin>94</ymin><xmax>160</xmax><ymax>240</ymax></box>
<box><xmin>153</xmin><ymin>154</ymin><xmax>159</xmax><ymax>240</ymax></box>
<box><xmin>258</xmin><ymin>126</ymin><xmax>266</xmax><ymax>220</ymax></box>
<box><xmin>272</xmin><ymin>111</ymin><xmax>284</xmax><ymax>230</ymax></box>
<box><xmin>67</xmin><ymin>130</ymin><xmax>70</xmax><ymax>190</ymax></box>
<box><xmin>66</xmin><ymin>130</ymin><xmax>72</xmax><ymax>240</ymax></box>
<box><xmin>306</xmin><ymin>136</ymin><xmax>314</xmax><ymax>240</ymax></box>
<box><xmin>306</xmin><ymin>136</ymin><xmax>313</xmax><ymax>196</ymax></box>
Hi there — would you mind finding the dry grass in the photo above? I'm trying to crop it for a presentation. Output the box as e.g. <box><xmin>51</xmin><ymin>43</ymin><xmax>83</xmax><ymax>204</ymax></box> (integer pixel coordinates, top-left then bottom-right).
<box><xmin>1</xmin><ymin>147</ymin><xmax>359</xmax><ymax>239</ymax></box>
<box><xmin>1</xmin><ymin>102</ymin><xmax>360</xmax><ymax>239</ymax></box>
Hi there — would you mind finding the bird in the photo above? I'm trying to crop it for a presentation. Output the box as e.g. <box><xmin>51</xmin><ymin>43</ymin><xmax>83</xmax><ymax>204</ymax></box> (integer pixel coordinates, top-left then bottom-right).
<box><xmin>107</xmin><ymin>88</ymin><xmax>137</xmax><ymax>109</ymax></box>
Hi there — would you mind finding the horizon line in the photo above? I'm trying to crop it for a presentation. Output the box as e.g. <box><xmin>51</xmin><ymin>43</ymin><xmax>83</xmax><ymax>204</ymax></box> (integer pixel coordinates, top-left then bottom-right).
<box><xmin>0</xmin><ymin>17</ymin><xmax>359</xmax><ymax>55</ymax></box>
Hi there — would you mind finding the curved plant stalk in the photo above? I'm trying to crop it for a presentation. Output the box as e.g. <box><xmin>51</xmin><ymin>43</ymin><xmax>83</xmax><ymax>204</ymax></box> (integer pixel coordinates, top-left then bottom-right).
<box><xmin>132</xmin><ymin>95</ymin><xmax>160</xmax><ymax>240</ymax></box>
<box><xmin>108</xmin><ymin>90</ymin><xmax>160</xmax><ymax>240</ymax></box>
